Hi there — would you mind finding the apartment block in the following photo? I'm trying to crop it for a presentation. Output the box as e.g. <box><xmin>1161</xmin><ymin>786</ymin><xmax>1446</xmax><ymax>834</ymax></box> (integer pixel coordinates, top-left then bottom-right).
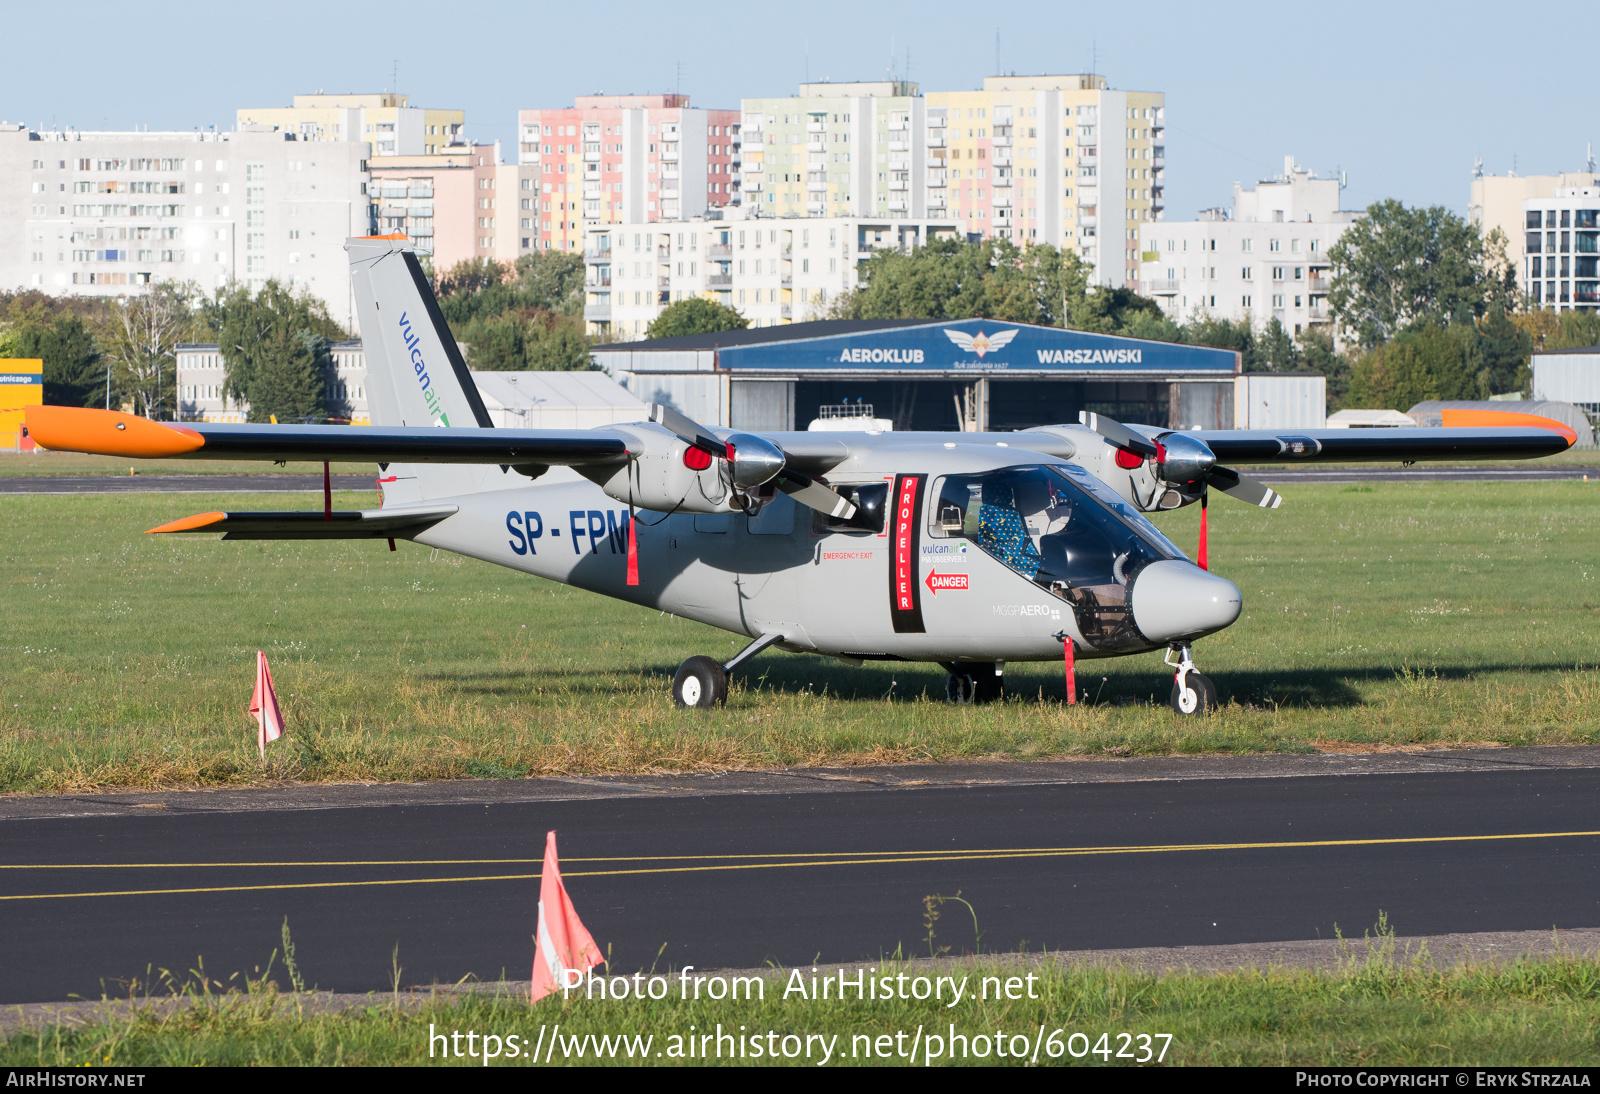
<box><xmin>1137</xmin><ymin>157</ymin><xmax>1357</xmax><ymax>334</ymax></box>
<box><xmin>237</xmin><ymin>93</ymin><xmax>465</xmax><ymax>157</ymax></box>
<box><xmin>176</xmin><ymin>340</ymin><xmax>367</xmax><ymax>423</ymax></box>
<box><xmin>1469</xmin><ymin>167</ymin><xmax>1600</xmax><ymax>282</ymax></box>
<box><xmin>743</xmin><ymin>75</ymin><xmax>1163</xmax><ymax>289</ymax></box>
<box><xmin>1521</xmin><ymin>188</ymin><xmax>1600</xmax><ymax>310</ymax></box>
<box><xmin>517</xmin><ymin>95</ymin><xmax>740</xmax><ymax>254</ymax></box>
<box><xmin>740</xmin><ymin>81</ymin><xmax>923</xmax><ymax>221</ymax></box>
<box><xmin>583</xmin><ymin>207</ymin><xmax>959</xmax><ymax>337</ymax></box>
<box><xmin>0</xmin><ymin>125</ymin><xmax>373</xmax><ymax>328</ymax></box>
<box><xmin>368</xmin><ymin>143</ymin><xmax>535</xmax><ymax>273</ymax></box>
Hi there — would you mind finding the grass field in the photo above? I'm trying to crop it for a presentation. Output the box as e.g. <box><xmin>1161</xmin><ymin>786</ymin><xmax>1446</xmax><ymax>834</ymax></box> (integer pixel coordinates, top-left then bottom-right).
<box><xmin>6</xmin><ymin>943</ymin><xmax>1600</xmax><ymax>1066</ymax></box>
<box><xmin>2</xmin><ymin>480</ymin><xmax>1599</xmax><ymax>792</ymax></box>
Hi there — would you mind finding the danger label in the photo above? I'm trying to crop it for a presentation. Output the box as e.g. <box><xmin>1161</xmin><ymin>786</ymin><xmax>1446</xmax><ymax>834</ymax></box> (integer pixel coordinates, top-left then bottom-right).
<box><xmin>925</xmin><ymin>570</ymin><xmax>970</xmax><ymax>593</ymax></box>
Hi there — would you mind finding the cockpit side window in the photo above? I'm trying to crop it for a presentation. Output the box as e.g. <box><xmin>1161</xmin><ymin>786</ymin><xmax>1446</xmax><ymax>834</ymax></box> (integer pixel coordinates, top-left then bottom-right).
<box><xmin>929</xmin><ymin>465</ymin><xmax>1178</xmax><ymax>652</ymax></box>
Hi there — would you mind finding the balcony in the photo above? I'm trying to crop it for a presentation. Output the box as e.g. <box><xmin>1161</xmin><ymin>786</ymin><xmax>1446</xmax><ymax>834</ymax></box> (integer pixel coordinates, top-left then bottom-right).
<box><xmin>657</xmin><ymin>275</ymin><xmax>671</xmax><ymax>290</ymax></box>
<box><xmin>993</xmin><ymin>176</ymin><xmax>1012</xmax><ymax>189</ymax></box>
<box><xmin>928</xmin><ymin>116</ymin><xmax>946</xmax><ymax>128</ymax></box>
<box><xmin>661</xmin><ymin>167</ymin><xmax>680</xmax><ymax>180</ymax></box>
<box><xmin>807</xmin><ymin>121</ymin><xmax>825</xmax><ymax>133</ymax></box>
<box><xmin>992</xmin><ymin>195</ymin><xmax>1011</xmax><ymax>208</ymax></box>
<box><xmin>888</xmin><ymin>140</ymin><xmax>909</xmax><ymax>152</ymax></box>
<box><xmin>1307</xmin><ymin>305</ymin><xmax>1329</xmax><ymax>320</ymax></box>
<box><xmin>1145</xmin><ymin>279</ymin><xmax>1179</xmax><ymax>295</ymax></box>
<box><xmin>887</xmin><ymin>119</ymin><xmax>909</xmax><ymax>131</ymax></box>
<box><xmin>1152</xmin><ymin>156</ymin><xmax>1164</xmax><ymax>169</ymax></box>
<box><xmin>743</xmin><ymin>180</ymin><xmax>763</xmax><ymax>192</ymax></box>
<box><xmin>1079</xmin><ymin>215</ymin><xmax>1097</xmax><ymax>228</ymax></box>
<box><xmin>927</xmin><ymin>196</ymin><xmax>946</xmax><ymax>209</ymax></box>
<box><xmin>659</xmin><ymin>147</ymin><xmax>679</xmax><ymax>162</ymax></box>
<box><xmin>926</xmin><ymin>135</ymin><xmax>945</xmax><ymax>148</ymax></box>
<box><xmin>1308</xmin><ymin>277</ymin><xmax>1330</xmax><ymax>293</ymax></box>
<box><xmin>780</xmin><ymin>304</ymin><xmax>792</xmax><ymax>318</ymax></box>
<box><xmin>781</xmin><ymin>275</ymin><xmax>793</xmax><ymax>287</ymax></box>
<box><xmin>992</xmin><ymin>135</ymin><xmax>1011</xmax><ymax>147</ymax></box>
<box><xmin>586</xmin><ymin>246</ymin><xmax>611</xmax><ymax>261</ymax></box>
<box><xmin>926</xmin><ymin>175</ymin><xmax>946</xmax><ymax>187</ymax></box>
<box><xmin>706</xmin><ymin>272</ymin><xmax>732</xmax><ymax>287</ymax></box>
<box><xmin>991</xmin><ymin>153</ymin><xmax>1013</xmax><ymax>167</ymax></box>
<box><xmin>709</xmin><ymin>243</ymin><xmax>731</xmax><ymax>258</ymax></box>
<box><xmin>584</xmin><ymin>300</ymin><xmax>611</xmax><ymax>321</ymax></box>
<box><xmin>807</xmin><ymin>201</ymin><xmax>826</xmax><ymax>214</ymax></box>
<box><xmin>586</xmin><ymin>273</ymin><xmax>612</xmax><ymax>288</ymax></box>
<box><xmin>583</xmin><ymin>150</ymin><xmax>600</xmax><ymax>162</ymax></box>
<box><xmin>656</xmin><ymin>246</ymin><xmax>671</xmax><ymax>261</ymax></box>
<box><xmin>888</xmin><ymin>199</ymin><xmax>908</xmax><ymax>212</ymax></box>
<box><xmin>583</xmin><ymin>185</ymin><xmax>603</xmax><ymax>199</ymax></box>
<box><xmin>807</xmin><ymin>139</ymin><xmax>826</xmax><ymax>153</ymax></box>
<box><xmin>888</xmin><ymin>178</ymin><xmax>909</xmax><ymax>191</ymax></box>
<box><xmin>661</xmin><ymin>186</ymin><xmax>679</xmax><ymax>199</ymax></box>
<box><xmin>807</xmin><ymin>181</ymin><xmax>829</xmax><ymax>193</ymax></box>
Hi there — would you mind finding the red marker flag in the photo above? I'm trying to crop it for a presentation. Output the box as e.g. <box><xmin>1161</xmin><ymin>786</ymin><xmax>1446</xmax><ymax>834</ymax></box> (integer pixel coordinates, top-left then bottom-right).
<box><xmin>248</xmin><ymin>650</ymin><xmax>284</xmax><ymax>759</ymax></box>
<box><xmin>531</xmin><ymin>830</ymin><xmax>602</xmax><ymax>1003</ymax></box>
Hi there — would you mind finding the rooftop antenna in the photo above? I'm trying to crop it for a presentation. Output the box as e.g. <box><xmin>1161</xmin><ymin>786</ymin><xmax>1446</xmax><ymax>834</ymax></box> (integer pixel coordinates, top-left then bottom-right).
<box><xmin>1588</xmin><ymin>142</ymin><xmax>1596</xmax><ymax>174</ymax></box>
<box><xmin>804</xmin><ymin>40</ymin><xmax>809</xmax><ymax>84</ymax></box>
<box><xmin>995</xmin><ymin>29</ymin><xmax>1001</xmax><ymax>76</ymax></box>
<box><xmin>1473</xmin><ymin>154</ymin><xmax>1484</xmax><ymax>179</ymax></box>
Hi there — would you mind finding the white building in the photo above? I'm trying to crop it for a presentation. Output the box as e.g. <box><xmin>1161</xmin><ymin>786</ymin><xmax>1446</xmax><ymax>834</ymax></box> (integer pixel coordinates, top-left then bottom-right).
<box><xmin>583</xmin><ymin>207</ymin><xmax>960</xmax><ymax>337</ymax></box>
<box><xmin>0</xmin><ymin>125</ymin><xmax>373</xmax><ymax>328</ymax></box>
<box><xmin>1519</xmin><ymin>188</ymin><xmax>1600</xmax><ymax>311</ymax></box>
<box><xmin>177</xmin><ymin>340</ymin><xmax>367</xmax><ymax>423</ymax></box>
<box><xmin>1138</xmin><ymin>156</ymin><xmax>1359</xmax><ymax>336</ymax></box>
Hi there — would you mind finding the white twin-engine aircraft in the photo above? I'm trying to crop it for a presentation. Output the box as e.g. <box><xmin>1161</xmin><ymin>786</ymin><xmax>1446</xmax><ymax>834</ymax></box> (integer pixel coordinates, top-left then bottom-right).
<box><xmin>26</xmin><ymin>238</ymin><xmax>1571</xmax><ymax>713</ymax></box>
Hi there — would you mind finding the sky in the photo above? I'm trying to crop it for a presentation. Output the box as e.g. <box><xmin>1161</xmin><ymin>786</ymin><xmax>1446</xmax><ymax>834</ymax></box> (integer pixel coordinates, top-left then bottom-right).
<box><xmin>3</xmin><ymin>0</ymin><xmax>1593</xmax><ymax>220</ymax></box>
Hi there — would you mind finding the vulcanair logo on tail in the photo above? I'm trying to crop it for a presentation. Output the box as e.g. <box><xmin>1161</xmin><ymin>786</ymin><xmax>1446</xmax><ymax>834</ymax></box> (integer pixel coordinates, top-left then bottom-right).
<box><xmin>398</xmin><ymin>310</ymin><xmax>450</xmax><ymax>427</ymax></box>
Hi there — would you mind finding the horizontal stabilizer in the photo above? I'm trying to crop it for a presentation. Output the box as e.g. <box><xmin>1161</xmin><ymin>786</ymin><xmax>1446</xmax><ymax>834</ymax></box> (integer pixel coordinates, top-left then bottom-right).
<box><xmin>147</xmin><ymin>505</ymin><xmax>457</xmax><ymax>540</ymax></box>
<box><xmin>1191</xmin><ymin>427</ymin><xmax>1572</xmax><ymax>463</ymax></box>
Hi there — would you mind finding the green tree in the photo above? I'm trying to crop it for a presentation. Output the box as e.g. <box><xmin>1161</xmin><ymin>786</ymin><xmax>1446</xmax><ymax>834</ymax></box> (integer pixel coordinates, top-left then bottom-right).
<box><xmin>1327</xmin><ymin>200</ymin><xmax>1494</xmax><ymax>347</ymax></box>
<box><xmin>6</xmin><ymin>312</ymin><xmax>104</xmax><ymax>408</ymax></box>
<box><xmin>1295</xmin><ymin>326</ymin><xmax>1355</xmax><ymax>408</ymax></box>
<box><xmin>100</xmin><ymin>280</ymin><xmax>199</xmax><ymax>419</ymax></box>
<box><xmin>204</xmin><ymin>280</ymin><xmax>344</xmax><ymax>422</ymax></box>
<box><xmin>513</xmin><ymin>251</ymin><xmax>585</xmax><ymax>315</ymax></box>
<box><xmin>434</xmin><ymin>254</ymin><xmax>589</xmax><ymax>369</ymax></box>
<box><xmin>1254</xmin><ymin>318</ymin><xmax>1298</xmax><ymax>372</ymax></box>
<box><xmin>1476</xmin><ymin>307</ymin><xmax>1534</xmax><ymax>397</ymax></box>
<box><xmin>1346</xmin><ymin>323</ymin><xmax>1480</xmax><ymax>410</ymax></box>
<box><xmin>646</xmin><ymin>297</ymin><xmax>749</xmax><ymax>339</ymax></box>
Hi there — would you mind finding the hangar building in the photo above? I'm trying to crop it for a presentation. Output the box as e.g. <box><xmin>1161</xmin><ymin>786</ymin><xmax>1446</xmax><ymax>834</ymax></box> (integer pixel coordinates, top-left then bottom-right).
<box><xmin>590</xmin><ymin>319</ymin><xmax>1242</xmax><ymax>433</ymax></box>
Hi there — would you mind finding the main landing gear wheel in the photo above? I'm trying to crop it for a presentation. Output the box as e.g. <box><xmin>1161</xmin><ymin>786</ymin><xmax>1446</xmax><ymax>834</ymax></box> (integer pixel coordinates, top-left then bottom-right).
<box><xmin>673</xmin><ymin>656</ymin><xmax>727</xmax><ymax>709</ymax></box>
<box><xmin>944</xmin><ymin>663</ymin><xmax>1005</xmax><ymax>705</ymax></box>
<box><xmin>1165</xmin><ymin>644</ymin><xmax>1217</xmax><ymax>716</ymax></box>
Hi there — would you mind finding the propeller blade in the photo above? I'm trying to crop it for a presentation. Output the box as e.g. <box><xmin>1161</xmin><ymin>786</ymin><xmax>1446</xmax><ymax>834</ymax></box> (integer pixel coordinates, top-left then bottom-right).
<box><xmin>1078</xmin><ymin>411</ymin><xmax>1159</xmax><ymax>458</ymax></box>
<box><xmin>649</xmin><ymin>403</ymin><xmax>727</xmax><ymax>458</ymax></box>
<box><xmin>1209</xmin><ymin>466</ymin><xmax>1283</xmax><ymax>509</ymax></box>
<box><xmin>776</xmin><ymin>471</ymin><xmax>858</xmax><ymax>519</ymax></box>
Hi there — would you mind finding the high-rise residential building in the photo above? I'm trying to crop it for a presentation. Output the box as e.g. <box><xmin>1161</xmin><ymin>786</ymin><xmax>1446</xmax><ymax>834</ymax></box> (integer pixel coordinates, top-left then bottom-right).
<box><xmin>236</xmin><ymin>93</ymin><xmax>466</xmax><ymax>157</ymax></box>
<box><xmin>1138</xmin><ymin>157</ymin><xmax>1358</xmax><ymax>336</ymax></box>
<box><xmin>582</xmin><ymin>207</ymin><xmax>959</xmax><ymax>337</ymax></box>
<box><xmin>1519</xmin><ymin>188</ymin><xmax>1600</xmax><ymax>311</ymax></box>
<box><xmin>368</xmin><ymin>143</ymin><xmax>536</xmax><ymax>274</ymax></box>
<box><xmin>740</xmin><ymin>81</ymin><xmax>923</xmax><ymax>221</ymax></box>
<box><xmin>741</xmin><ymin>75</ymin><xmax>1164</xmax><ymax>288</ymax></box>
<box><xmin>516</xmin><ymin>95</ymin><xmax>740</xmax><ymax>253</ymax></box>
<box><xmin>0</xmin><ymin>125</ymin><xmax>372</xmax><ymax>328</ymax></box>
<box><xmin>1469</xmin><ymin>166</ymin><xmax>1600</xmax><ymax>286</ymax></box>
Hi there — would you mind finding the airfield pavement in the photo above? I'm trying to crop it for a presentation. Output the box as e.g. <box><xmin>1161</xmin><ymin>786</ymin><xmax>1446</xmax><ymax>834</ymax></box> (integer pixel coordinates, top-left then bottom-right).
<box><xmin>3</xmin><ymin>746</ymin><xmax>1599</xmax><ymax>1006</ymax></box>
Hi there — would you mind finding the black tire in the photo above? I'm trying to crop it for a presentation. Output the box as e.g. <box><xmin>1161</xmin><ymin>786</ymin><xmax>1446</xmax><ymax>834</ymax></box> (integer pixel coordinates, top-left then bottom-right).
<box><xmin>945</xmin><ymin>663</ymin><xmax>1004</xmax><ymax>705</ymax></box>
<box><xmin>1169</xmin><ymin>671</ymin><xmax>1217</xmax><ymax>716</ymax></box>
<box><xmin>673</xmin><ymin>656</ymin><xmax>727</xmax><ymax>709</ymax></box>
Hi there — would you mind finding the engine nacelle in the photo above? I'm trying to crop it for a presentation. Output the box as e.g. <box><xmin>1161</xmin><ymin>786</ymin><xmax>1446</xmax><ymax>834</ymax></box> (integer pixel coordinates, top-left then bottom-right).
<box><xmin>579</xmin><ymin>423</ymin><xmax>735</xmax><ymax>515</ymax></box>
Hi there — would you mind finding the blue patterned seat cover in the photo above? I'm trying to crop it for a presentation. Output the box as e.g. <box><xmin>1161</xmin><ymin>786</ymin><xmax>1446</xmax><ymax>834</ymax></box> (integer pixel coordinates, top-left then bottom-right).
<box><xmin>978</xmin><ymin>504</ymin><xmax>1041</xmax><ymax>579</ymax></box>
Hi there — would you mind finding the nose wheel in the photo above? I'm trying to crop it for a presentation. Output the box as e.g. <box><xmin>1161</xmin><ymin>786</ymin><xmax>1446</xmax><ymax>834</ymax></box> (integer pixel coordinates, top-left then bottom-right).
<box><xmin>1165</xmin><ymin>644</ymin><xmax>1217</xmax><ymax>715</ymax></box>
<box><xmin>944</xmin><ymin>662</ymin><xmax>1005</xmax><ymax>705</ymax></box>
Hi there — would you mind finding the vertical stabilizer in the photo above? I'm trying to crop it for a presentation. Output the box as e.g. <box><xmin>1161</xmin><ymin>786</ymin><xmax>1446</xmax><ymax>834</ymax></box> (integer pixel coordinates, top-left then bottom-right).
<box><xmin>347</xmin><ymin>236</ymin><xmax>497</xmax><ymax>503</ymax></box>
<box><xmin>347</xmin><ymin>236</ymin><xmax>492</xmax><ymax>430</ymax></box>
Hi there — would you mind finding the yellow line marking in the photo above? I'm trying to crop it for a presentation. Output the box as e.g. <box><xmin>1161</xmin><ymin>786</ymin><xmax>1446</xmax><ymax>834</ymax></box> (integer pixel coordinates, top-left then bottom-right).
<box><xmin>1</xmin><ymin>830</ymin><xmax>1597</xmax><ymax>902</ymax></box>
<box><xmin>5</xmin><ymin>829</ymin><xmax>1600</xmax><ymax>871</ymax></box>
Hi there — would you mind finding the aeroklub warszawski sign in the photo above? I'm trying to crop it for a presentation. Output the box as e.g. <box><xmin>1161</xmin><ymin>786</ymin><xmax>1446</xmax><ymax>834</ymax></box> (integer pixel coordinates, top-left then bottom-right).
<box><xmin>714</xmin><ymin>319</ymin><xmax>1238</xmax><ymax>376</ymax></box>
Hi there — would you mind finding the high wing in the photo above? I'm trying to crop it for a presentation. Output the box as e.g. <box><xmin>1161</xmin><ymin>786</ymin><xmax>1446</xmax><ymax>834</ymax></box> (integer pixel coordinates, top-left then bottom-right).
<box><xmin>1187</xmin><ymin>427</ymin><xmax>1573</xmax><ymax>463</ymax></box>
<box><xmin>24</xmin><ymin>405</ymin><xmax>631</xmax><ymax>466</ymax></box>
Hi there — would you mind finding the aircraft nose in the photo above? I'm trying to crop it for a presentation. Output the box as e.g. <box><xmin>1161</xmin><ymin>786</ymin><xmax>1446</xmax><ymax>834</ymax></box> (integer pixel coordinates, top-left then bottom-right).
<box><xmin>1129</xmin><ymin>560</ymin><xmax>1242</xmax><ymax>644</ymax></box>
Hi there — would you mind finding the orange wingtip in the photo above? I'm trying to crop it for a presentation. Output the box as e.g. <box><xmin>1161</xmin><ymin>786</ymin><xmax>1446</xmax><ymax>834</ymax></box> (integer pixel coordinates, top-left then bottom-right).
<box><xmin>357</xmin><ymin>232</ymin><xmax>410</xmax><ymax>240</ymax></box>
<box><xmin>146</xmin><ymin>512</ymin><xmax>226</xmax><ymax>534</ymax></box>
<box><xmin>25</xmin><ymin>406</ymin><xmax>204</xmax><ymax>458</ymax></box>
<box><xmin>1441</xmin><ymin>408</ymin><xmax>1579</xmax><ymax>447</ymax></box>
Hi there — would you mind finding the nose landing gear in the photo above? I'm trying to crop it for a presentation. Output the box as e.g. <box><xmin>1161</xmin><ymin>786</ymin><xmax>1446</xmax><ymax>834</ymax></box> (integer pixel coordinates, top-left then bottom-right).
<box><xmin>1166</xmin><ymin>644</ymin><xmax>1217</xmax><ymax>715</ymax></box>
<box><xmin>944</xmin><ymin>662</ymin><xmax>1005</xmax><ymax>705</ymax></box>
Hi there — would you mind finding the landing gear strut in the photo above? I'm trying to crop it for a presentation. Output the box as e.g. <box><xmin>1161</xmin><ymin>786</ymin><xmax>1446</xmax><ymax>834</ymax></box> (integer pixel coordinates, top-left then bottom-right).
<box><xmin>672</xmin><ymin>632</ymin><xmax>784</xmax><ymax>709</ymax></box>
<box><xmin>1166</xmin><ymin>644</ymin><xmax>1217</xmax><ymax>715</ymax></box>
<box><xmin>944</xmin><ymin>662</ymin><xmax>1005</xmax><ymax>705</ymax></box>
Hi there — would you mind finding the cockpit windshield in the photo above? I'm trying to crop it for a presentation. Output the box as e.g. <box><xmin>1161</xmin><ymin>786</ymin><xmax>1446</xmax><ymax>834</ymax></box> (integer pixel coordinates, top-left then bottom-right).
<box><xmin>928</xmin><ymin>464</ymin><xmax>1184</xmax><ymax>651</ymax></box>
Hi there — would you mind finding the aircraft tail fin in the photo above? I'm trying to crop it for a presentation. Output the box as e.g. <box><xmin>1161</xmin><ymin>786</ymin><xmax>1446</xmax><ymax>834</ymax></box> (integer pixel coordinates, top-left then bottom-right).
<box><xmin>347</xmin><ymin>236</ymin><xmax>500</xmax><ymax>503</ymax></box>
<box><xmin>347</xmin><ymin>236</ymin><xmax>493</xmax><ymax>431</ymax></box>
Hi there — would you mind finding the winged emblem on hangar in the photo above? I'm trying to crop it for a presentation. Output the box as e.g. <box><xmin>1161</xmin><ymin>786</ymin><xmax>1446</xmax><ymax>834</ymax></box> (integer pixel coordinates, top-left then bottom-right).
<box><xmin>944</xmin><ymin>328</ymin><xmax>1019</xmax><ymax>358</ymax></box>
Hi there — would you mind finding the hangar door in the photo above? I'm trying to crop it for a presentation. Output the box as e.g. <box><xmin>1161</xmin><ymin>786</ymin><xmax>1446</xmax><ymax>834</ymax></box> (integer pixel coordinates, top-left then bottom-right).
<box><xmin>730</xmin><ymin>380</ymin><xmax>796</xmax><ymax>431</ymax></box>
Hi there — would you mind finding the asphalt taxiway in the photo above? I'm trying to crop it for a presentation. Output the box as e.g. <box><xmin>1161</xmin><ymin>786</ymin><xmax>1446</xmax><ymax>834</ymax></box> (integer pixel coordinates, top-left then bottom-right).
<box><xmin>2</xmin><ymin>748</ymin><xmax>1598</xmax><ymax>1005</ymax></box>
